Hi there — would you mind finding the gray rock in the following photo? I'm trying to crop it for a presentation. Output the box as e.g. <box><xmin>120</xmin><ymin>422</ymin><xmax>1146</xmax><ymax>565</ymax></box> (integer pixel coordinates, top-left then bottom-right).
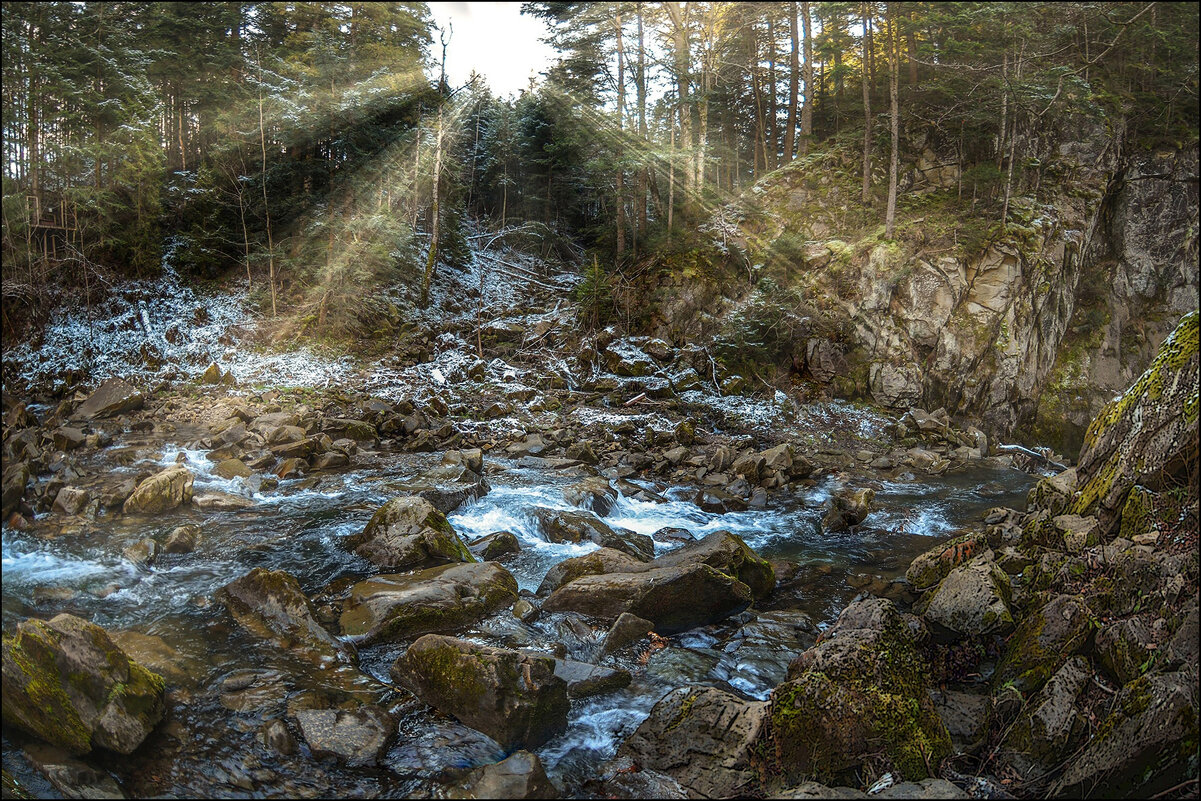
<box><xmin>339</xmin><ymin>562</ymin><xmax>518</xmax><ymax>644</ymax></box>
<box><xmin>161</xmin><ymin>524</ymin><xmax>200</xmax><ymax>554</ymax></box>
<box><xmin>72</xmin><ymin>377</ymin><xmax>144</xmax><ymax>420</ymax></box>
<box><xmin>562</xmin><ymin>476</ymin><xmax>618</xmax><ymax>516</ymax></box>
<box><xmin>52</xmin><ymin>486</ymin><xmax>91</xmax><ymax>516</ymax></box>
<box><xmin>447</xmin><ymin>750</ymin><xmax>559</xmax><ymax>799</ymax></box>
<box><xmin>529</xmin><ymin>507</ymin><xmax>653</xmax><ymax>561</ymax></box>
<box><xmin>293</xmin><ymin>705</ymin><xmax>392</xmax><ymax>767</ymax></box>
<box><xmin>917</xmin><ymin>553</ymin><xmax>1014</xmax><ymax>637</ymax></box>
<box><xmin>618</xmin><ymin>686</ymin><xmax>766</xmax><ymax>799</ymax></box>
<box><xmin>600</xmin><ymin>612</ymin><xmax>655</xmax><ymax>655</ymax></box>
<box><xmin>21</xmin><ymin>743</ymin><xmax>125</xmax><ymax>799</ymax></box>
<box><xmin>468</xmin><ymin>531</ymin><xmax>521</xmax><ymax>561</ymax></box>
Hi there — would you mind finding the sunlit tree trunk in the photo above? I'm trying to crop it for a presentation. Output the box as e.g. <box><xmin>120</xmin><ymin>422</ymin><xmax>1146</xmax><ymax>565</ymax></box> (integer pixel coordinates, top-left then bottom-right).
<box><xmin>799</xmin><ymin>1</ymin><xmax>813</xmax><ymax>157</ymax></box>
<box><xmin>615</xmin><ymin>11</ymin><xmax>625</xmax><ymax>259</ymax></box>
<box><xmin>421</xmin><ymin>103</ymin><xmax>444</xmax><ymax>307</ymax></box>
<box><xmin>885</xmin><ymin>2</ymin><xmax>899</xmax><ymax>239</ymax></box>
<box><xmin>861</xmin><ymin>2</ymin><xmax>872</xmax><ymax>205</ymax></box>
<box><xmin>785</xmin><ymin>2</ymin><xmax>799</xmax><ymax>162</ymax></box>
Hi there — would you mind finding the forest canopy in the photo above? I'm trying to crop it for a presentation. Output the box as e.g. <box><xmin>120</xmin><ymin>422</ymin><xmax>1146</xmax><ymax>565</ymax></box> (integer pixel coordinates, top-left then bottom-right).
<box><xmin>2</xmin><ymin>1</ymin><xmax>1197</xmax><ymax>339</ymax></box>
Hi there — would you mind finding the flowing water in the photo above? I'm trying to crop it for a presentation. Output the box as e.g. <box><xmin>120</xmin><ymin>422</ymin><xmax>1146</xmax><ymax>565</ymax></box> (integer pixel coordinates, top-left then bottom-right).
<box><xmin>1</xmin><ymin>435</ymin><xmax>1035</xmax><ymax>796</ymax></box>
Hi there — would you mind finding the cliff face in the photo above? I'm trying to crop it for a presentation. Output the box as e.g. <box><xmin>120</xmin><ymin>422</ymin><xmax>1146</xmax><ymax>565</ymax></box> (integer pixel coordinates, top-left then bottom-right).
<box><xmin>641</xmin><ymin>139</ymin><xmax>1198</xmax><ymax>457</ymax></box>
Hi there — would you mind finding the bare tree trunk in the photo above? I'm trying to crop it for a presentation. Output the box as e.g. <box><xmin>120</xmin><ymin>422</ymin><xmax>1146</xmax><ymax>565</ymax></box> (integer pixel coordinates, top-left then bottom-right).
<box><xmin>615</xmin><ymin>12</ymin><xmax>626</xmax><ymax>258</ymax></box>
<box><xmin>668</xmin><ymin>115</ymin><xmax>675</xmax><ymax>237</ymax></box>
<box><xmin>885</xmin><ymin>3</ymin><xmax>899</xmax><ymax>239</ymax></box>
<box><xmin>767</xmin><ymin>14</ymin><xmax>779</xmax><ymax>170</ymax></box>
<box><xmin>799</xmin><ymin>1</ymin><xmax>814</xmax><ymax>157</ymax></box>
<box><xmin>421</xmin><ymin>104</ymin><xmax>444</xmax><ymax>307</ymax></box>
<box><xmin>861</xmin><ymin>2</ymin><xmax>873</xmax><ymax>205</ymax></box>
<box><xmin>256</xmin><ymin>51</ymin><xmax>276</xmax><ymax>317</ymax></box>
<box><xmin>636</xmin><ymin>3</ymin><xmax>647</xmax><ymax>241</ymax></box>
<box><xmin>784</xmin><ymin>2</ymin><xmax>799</xmax><ymax>162</ymax></box>
<box><xmin>664</xmin><ymin>2</ymin><xmax>691</xmax><ymax>197</ymax></box>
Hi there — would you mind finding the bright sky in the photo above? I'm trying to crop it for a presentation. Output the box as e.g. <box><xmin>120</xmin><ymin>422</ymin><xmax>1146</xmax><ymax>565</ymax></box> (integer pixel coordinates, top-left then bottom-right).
<box><xmin>426</xmin><ymin>2</ymin><xmax>557</xmax><ymax>97</ymax></box>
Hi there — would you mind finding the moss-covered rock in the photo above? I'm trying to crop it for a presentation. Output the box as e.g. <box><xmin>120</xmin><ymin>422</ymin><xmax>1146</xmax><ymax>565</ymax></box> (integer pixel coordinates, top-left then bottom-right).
<box><xmin>1026</xmin><ymin>468</ymin><xmax>1078</xmax><ymax>517</ymax></box>
<box><xmin>993</xmin><ymin>594</ymin><xmax>1092</xmax><ymax>697</ymax></box>
<box><xmin>345</xmin><ymin>495</ymin><xmax>475</xmax><ymax>571</ymax></box>
<box><xmin>915</xmin><ymin>553</ymin><xmax>1014</xmax><ymax>637</ymax></box>
<box><xmin>760</xmin><ymin>598</ymin><xmax>950</xmax><ymax>784</ymax></box>
<box><xmin>1</xmin><ymin>614</ymin><xmax>165</xmax><ymax>755</ymax></box>
<box><xmin>1052</xmin><ymin>671</ymin><xmax>1198</xmax><ymax>797</ymax></box>
<box><xmin>997</xmin><ymin>656</ymin><xmax>1091</xmax><ymax>781</ymax></box>
<box><xmin>905</xmin><ymin>531</ymin><xmax>988</xmax><ymax>593</ymax></box>
<box><xmin>391</xmin><ymin>635</ymin><xmax>569</xmax><ymax>751</ymax></box>
<box><xmin>1070</xmin><ymin>310</ymin><xmax>1199</xmax><ymax>536</ymax></box>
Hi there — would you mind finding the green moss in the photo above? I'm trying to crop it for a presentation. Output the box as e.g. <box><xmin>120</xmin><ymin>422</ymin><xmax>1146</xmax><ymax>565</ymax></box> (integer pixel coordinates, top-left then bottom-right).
<box><xmin>2</xmin><ymin>622</ymin><xmax>94</xmax><ymax>753</ymax></box>
<box><xmin>405</xmin><ymin>640</ymin><xmax>487</xmax><ymax>704</ymax></box>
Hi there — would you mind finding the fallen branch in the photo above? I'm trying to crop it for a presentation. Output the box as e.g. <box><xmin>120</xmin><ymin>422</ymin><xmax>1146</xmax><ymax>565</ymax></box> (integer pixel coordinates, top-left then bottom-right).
<box><xmin>996</xmin><ymin>443</ymin><xmax>1069</xmax><ymax>472</ymax></box>
<box><xmin>624</xmin><ymin>392</ymin><xmax>647</xmax><ymax>406</ymax></box>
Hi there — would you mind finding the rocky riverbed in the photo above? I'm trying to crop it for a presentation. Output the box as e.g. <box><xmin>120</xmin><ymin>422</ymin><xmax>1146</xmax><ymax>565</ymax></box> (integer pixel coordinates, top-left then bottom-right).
<box><xmin>2</xmin><ymin>246</ymin><xmax>1197</xmax><ymax>799</ymax></box>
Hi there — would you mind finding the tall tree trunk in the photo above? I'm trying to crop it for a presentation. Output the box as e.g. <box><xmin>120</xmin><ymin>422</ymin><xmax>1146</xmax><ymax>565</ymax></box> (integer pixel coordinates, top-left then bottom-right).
<box><xmin>664</xmin><ymin>2</ymin><xmax>691</xmax><ymax>197</ymax></box>
<box><xmin>861</xmin><ymin>2</ymin><xmax>872</xmax><ymax>205</ymax></box>
<box><xmin>767</xmin><ymin>15</ymin><xmax>779</xmax><ymax>170</ymax></box>
<box><xmin>784</xmin><ymin>2</ymin><xmax>799</xmax><ymax>162</ymax></box>
<box><xmin>907</xmin><ymin>10</ymin><xmax>918</xmax><ymax>86</ymax></box>
<box><xmin>615</xmin><ymin>12</ymin><xmax>626</xmax><ymax>259</ymax></box>
<box><xmin>799</xmin><ymin>1</ymin><xmax>814</xmax><ymax>157</ymax></box>
<box><xmin>257</xmin><ymin>52</ymin><xmax>276</xmax><ymax>317</ymax></box>
<box><xmin>421</xmin><ymin>104</ymin><xmax>444</xmax><ymax>307</ymax></box>
<box><xmin>885</xmin><ymin>3</ymin><xmax>899</xmax><ymax>239</ymax></box>
<box><xmin>667</xmin><ymin>114</ymin><xmax>675</xmax><ymax>236</ymax></box>
<box><xmin>636</xmin><ymin>3</ymin><xmax>647</xmax><ymax>240</ymax></box>
<box><xmin>751</xmin><ymin>25</ymin><xmax>766</xmax><ymax>175</ymax></box>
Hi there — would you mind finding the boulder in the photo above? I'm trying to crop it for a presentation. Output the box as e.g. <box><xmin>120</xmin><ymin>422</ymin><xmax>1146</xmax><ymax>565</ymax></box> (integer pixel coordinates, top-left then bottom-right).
<box><xmin>391</xmin><ymin>635</ymin><xmax>569</xmax><ymax>751</ymax></box>
<box><xmin>822</xmin><ymin>487</ymin><xmax>875</xmax><ymax>533</ymax></box>
<box><xmin>1094</xmin><ymin>616</ymin><xmax>1157</xmax><ymax>685</ymax></box>
<box><xmin>1069</xmin><ymin>311</ymin><xmax>1198</xmax><ymax>537</ymax></box>
<box><xmin>618</xmin><ymin>687</ymin><xmax>766</xmax><ymax>798</ymax></box>
<box><xmin>161</xmin><ymin>524</ymin><xmax>200</xmax><ymax>554</ymax></box>
<box><xmin>1026</xmin><ymin>467</ymin><xmax>1078</xmax><ymax>517</ymax></box>
<box><xmin>214</xmin><ymin>458</ymin><xmax>252</xmax><ymax>479</ymax></box>
<box><xmin>19</xmin><ymin>743</ymin><xmax>125</xmax><ymax>799</ymax></box>
<box><xmin>2</xmin><ymin>461</ymin><xmax>31</xmax><ymax>518</ymax></box>
<box><xmin>122</xmin><ymin>466</ymin><xmax>193</xmax><ymax>515</ymax></box>
<box><xmin>468</xmin><ymin>531</ymin><xmax>521</xmax><ymax>561</ymax></box>
<box><xmin>543</xmin><ymin>656</ymin><xmax>631</xmax><ymax>699</ymax></box>
<box><xmin>916</xmin><ymin>553</ymin><xmax>1014</xmax><ymax>637</ymax></box>
<box><xmin>603</xmin><ymin>340</ymin><xmax>658</xmax><ymax>376</ymax></box>
<box><xmin>763</xmin><ymin>598</ymin><xmax>949</xmax><ymax>784</ymax></box>
<box><xmin>339</xmin><ymin>562</ymin><xmax>518</xmax><ymax>644</ymax></box>
<box><xmin>693</xmin><ymin>487</ymin><xmax>748</xmax><ymax>513</ymax></box>
<box><xmin>997</xmin><ymin>656</ymin><xmax>1091</xmax><ymax>780</ymax></box>
<box><xmin>536</xmin><ymin>548</ymin><xmax>644</xmax><ymax>596</ymax></box>
<box><xmin>529</xmin><ymin>508</ymin><xmax>653</xmax><ymax>562</ymax></box>
<box><xmin>905</xmin><ymin>532</ymin><xmax>988</xmax><ymax>592</ymax></box>
<box><xmin>322</xmin><ymin>418</ymin><xmax>377</xmax><ymax>442</ymax></box>
<box><xmin>52</xmin><ymin>486</ymin><xmax>91</xmax><ymax>516</ymax></box>
<box><xmin>72</xmin><ymin>378</ymin><xmax>144</xmax><ymax>420</ymax></box>
<box><xmin>191</xmin><ymin>491</ymin><xmax>253</xmax><ymax>510</ymax></box>
<box><xmin>562</xmin><ymin>477</ymin><xmax>618</xmax><ymax>516</ymax></box>
<box><xmin>52</xmin><ymin>427</ymin><xmax>86</xmax><ymax>451</ymax></box>
<box><xmin>345</xmin><ymin>496</ymin><xmax>474</xmax><ymax>571</ymax></box>
<box><xmin>1</xmin><ymin>614</ymin><xmax>165</xmax><ymax>755</ymax></box>
<box><xmin>389</xmin><ymin>462</ymin><xmax>491</xmax><ymax>515</ymax></box>
<box><xmin>652</xmin><ymin>531</ymin><xmax>775</xmax><ymax>600</ymax></box>
<box><xmin>993</xmin><ymin>594</ymin><xmax>1092</xmax><ymax>696</ymax></box>
<box><xmin>541</xmin><ymin>563</ymin><xmax>753</xmax><ymax>634</ymax></box>
<box><xmin>1052</xmin><ymin>671</ymin><xmax>1199</xmax><ymax>797</ymax></box>
<box><xmin>293</xmin><ymin>705</ymin><xmax>392</xmax><ymax>767</ymax></box>
<box><xmin>217</xmin><ymin>568</ymin><xmax>346</xmax><ymax>665</ymax></box>
<box><xmin>447</xmin><ymin>750</ymin><xmax>559</xmax><ymax>800</ymax></box>
<box><xmin>122</xmin><ymin>538</ymin><xmax>158</xmax><ymax>567</ymax></box>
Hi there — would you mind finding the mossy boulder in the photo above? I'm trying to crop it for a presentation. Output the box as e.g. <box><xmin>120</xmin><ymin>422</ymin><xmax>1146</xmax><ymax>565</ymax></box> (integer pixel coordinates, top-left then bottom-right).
<box><xmin>905</xmin><ymin>531</ymin><xmax>989</xmax><ymax>592</ymax></box>
<box><xmin>391</xmin><ymin>634</ymin><xmax>569</xmax><ymax>751</ymax></box>
<box><xmin>1094</xmin><ymin>616</ymin><xmax>1156</xmax><ymax>685</ymax></box>
<box><xmin>996</xmin><ymin>656</ymin><xmax>1092</xmax><ymax>781</ymax></box>
<box><xmin>1069</xmin><ymin>310</ymin><xmax>1198</xmax><ymax>537</ymax></box>
<box><xmin>916</xmin><ymin>553</ymin><xmax>1014</xmax><ymax>637</ymax></box>
<box><xmin>1</xmin><ymin>614</ymin><xmax>165</xmax><ymax>754</ymax></box>
<box><xmin>466</xmin><ymin>530</ymin><xmax>521</xmax><ymax>561</ymax></box>
<box><xmin>993</xmin><ymin>594</ymin><xmax>1092</xmax><ymax>697</ymax></box>
<box><xmin>217</xmin><ymin>568</ymin><xmax>347</xmax><ymax>666</ymax></box>
<box><xmin>345</xmin><ymin>496</ymin><xmax>474</xmax><ymax>571</ymax></box>
<box><xmin>618</xmin><ymin>686</ymin><xmax>766</xmax><ymax>798</ymax></box>
<box><xmin>652</xmin><ymin>530</ymin><xmax>776</xmax><ymax>600</ymax></box>
<box><xmin>339</xmin><ymin>562</ymin><xmax>518</xmax><ymax>644</ymax></box>
<box><xmin>122</xmin><ymin>465</ymin><xmax>193</xmax><ymax>515</ymax></box>
<box><xmin>1052</xmin><ymin>671</ymin><xmax>1199</xmax><ymax>797</ymax></box>
<box><xmin>761</xmin><ymin>598</ymin><xmax>950</xmax><ymax>784</ymax></box>
<box><xmin>1025</xmin><ymin>467</ymin><xmax>1077</xmax><ymax>517</ymax></box>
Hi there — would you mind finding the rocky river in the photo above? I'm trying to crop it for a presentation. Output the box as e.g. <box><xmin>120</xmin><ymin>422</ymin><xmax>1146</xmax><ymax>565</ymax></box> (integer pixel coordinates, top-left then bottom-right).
<box><xmin>2</xmin><ymin>244</ymin><xmax>1197</xmax><ymax>799</ymax></box>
